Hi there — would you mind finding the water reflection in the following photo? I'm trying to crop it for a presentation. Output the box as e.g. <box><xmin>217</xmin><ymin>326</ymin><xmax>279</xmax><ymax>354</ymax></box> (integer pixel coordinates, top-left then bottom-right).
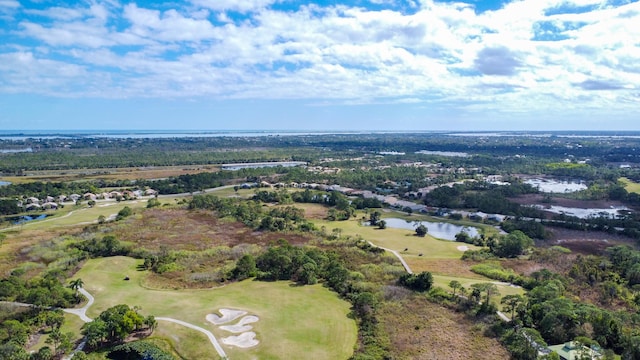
<box><xmin>524</xmin><ymin>178</ymin><xmax>587</xmax><ymax>193</ymax></box>
<box><xmin>378</xmin><ymin>218</ymin><xmax>480</xmax><ymax>241</ymax></box>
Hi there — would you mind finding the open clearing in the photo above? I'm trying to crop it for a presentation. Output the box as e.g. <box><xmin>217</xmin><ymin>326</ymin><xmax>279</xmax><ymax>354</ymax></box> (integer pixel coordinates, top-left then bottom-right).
<box><xmin>381</xmin><ymin>296</ymin><xmax>510</xmax><ymax>359</ymax></box>
<box><xmin>72</xmin><ymin>256</ymin><xmax>356</xmax><ymax>360</ymax></box>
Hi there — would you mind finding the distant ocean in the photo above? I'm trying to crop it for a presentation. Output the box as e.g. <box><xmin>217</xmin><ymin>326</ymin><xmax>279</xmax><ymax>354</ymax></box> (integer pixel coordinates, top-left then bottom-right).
<box><xmin>0</xmin><ymin>130</ymin><xmax>388</xmax><ymax>140</ymax></box>
<box><xmin>1</xmin><ymin>130</ymin><xmax>640</xmax><ymax>140</ymax></box>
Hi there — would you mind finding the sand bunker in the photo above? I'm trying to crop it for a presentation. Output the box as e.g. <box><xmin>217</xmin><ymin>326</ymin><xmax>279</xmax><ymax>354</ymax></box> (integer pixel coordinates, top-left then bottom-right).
<box><xmin>207</xmin><ymin>309</ymin><xmax>261</xmax><ymax>348</ymax></box>
<box><xmin>206</xmin><ymin>309</ymin><xmax>247</xmax><ymax>325</ymax></box>
<box><xmin>221</xmin><ymin>332</ymin><xmax>259</xmax><ymax>348</ymax></box>
<box><xmin>457</xmin><ymin>245</ymin><xmax>469</xmax><ymax>251</ymax></box>
<box><xmin>220</xmin><ymin>315</ymin><xmax>259</xmax><ymax>333</ymax></box>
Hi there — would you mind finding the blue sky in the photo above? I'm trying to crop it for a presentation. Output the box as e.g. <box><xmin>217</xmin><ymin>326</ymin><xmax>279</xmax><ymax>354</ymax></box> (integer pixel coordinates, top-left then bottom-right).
<box><xmin>0</xmin><ymin>0</ymin><xmax>639</xmax><ymax>131</ymax></box>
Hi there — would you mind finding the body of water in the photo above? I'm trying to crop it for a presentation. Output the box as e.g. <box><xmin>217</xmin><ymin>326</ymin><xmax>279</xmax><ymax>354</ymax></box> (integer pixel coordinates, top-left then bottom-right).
<box><xmin>221</xmin><ymin>161</ymin><xmax>306</xmax><ymax>170</ymax></box>
<box><xmin>0</xmin><ymin>181</ymin><xmax>10</xmax><ymax>186</ymax></box>
<box><xmin>7</xmin><ymin>214</ymin><xmax>49</xmax><ymax>224</ymax></box>
<box><xmin>525</xmin><ymin>178</ymin><xmax>587</xmax><ymax>193</ymax></box>
<box><xmin>534</xmin><ymin>205</ymin><xmax>630</xmax><ymax>219</ymax></box>
<box><xmin>0</xmin><ymin>148</ymin><xmax>33</xmax><ymax>153</ymax></box>
<box><xmin>415</xmin><ymin>150</ymin><xmax>469</xmax><ymax>157</ymax></box>
<box><xmin>378</xmin><ymin>218</ymin><xmax>480</xmax><ymax>240</ymax></box>
<box><xmin>0</xmin><ymin>130</ymin><xmax>392</xmax><ymax>140</ymax></box>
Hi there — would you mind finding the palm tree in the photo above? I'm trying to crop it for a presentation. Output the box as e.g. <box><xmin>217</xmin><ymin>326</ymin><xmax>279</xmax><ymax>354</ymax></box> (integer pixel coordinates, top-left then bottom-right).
<box><xmin>501</xmin><ymin>294</ymin><xmax>524</xmax><ymax>321</ymax></box>
<box><xmin>449</xmin><ymin>280</ymin><xmax>462</xmax><ymax>298</ymax></box>
<box><xmin>69</xmin><ymin>278</ymin><xmax>84</xmax><ymax>296</ymax></box>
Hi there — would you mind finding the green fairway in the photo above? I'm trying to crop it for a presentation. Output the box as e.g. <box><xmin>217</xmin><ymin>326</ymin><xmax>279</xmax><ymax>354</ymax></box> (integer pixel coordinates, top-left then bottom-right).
<box><xmin>314</xmin><ymin>212</ymin><xmax>483</xmax><ymax>259</ymax></box>
<box><xmin>313</xmin><ymin>211</ymin><xmax>525</xmax><ymax>306</ymax></box>
<box><xmin>620</xmin><ymin>177</ymin><xmax>640</xmax><ymax>194</ymax></box>
<box><xmin>1</xmin><ymin>199</ymin><xmax>151</xmax><ymax>231</ymax></box>
<box><xmin>72</xmin><ymin>256</ymin><xmax>356</xmax><ymax>360</ymax></box>
<box><xmin>433</xmin><ymin>274</ymin><xmax>525</xmax><ymax>309</ymax></box>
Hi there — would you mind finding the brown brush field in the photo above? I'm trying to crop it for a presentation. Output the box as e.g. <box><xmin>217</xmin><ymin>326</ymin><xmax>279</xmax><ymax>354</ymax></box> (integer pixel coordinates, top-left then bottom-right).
<box><xmin>405</xmin><ymin>257</ymin><xmax>485</xmax><ymax>279</ymax></box>
<box><xmin>0</xmin><ymin>227</ymin><xmax>77</xmax><ymax>276</ymax></box>
<box><xmin>380</xmin><ymin>295</ymin><xmax>510</xmax><ymax>359</ymax></box>
<box><xmin>3</xmin><ymin>165</ymin><xmax>220</xmax><ymax>184</ymax></box>
<box><xmin>111</xmin><ymin>208</ymin><xmax>312</xmax><ymax>251</ymax></box>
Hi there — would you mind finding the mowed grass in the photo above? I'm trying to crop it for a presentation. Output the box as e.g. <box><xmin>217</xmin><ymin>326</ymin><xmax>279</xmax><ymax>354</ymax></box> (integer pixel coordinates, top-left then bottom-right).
<box><xmin>313</xmin><ymin>212</ymin><xmax>483</xmax><ymax>260</ymax></box>
<box><xmin>72</xmin><ymin>256</ymin><xmax>356</xmax><ymax>360</ymax></box>
<box><xmin>313</xmin><ymin>211</ymin><xmax>525</xmax><ymax>303</ymax></box>
<box><xmin>1</xmin><ymin>200</ymin><xmax>151</xmax><ymax>232</ymax></box>
<box><xmin>620</xmin><ymin>177</ymin><xmax>640</xmax><ymax>194</ymax></box>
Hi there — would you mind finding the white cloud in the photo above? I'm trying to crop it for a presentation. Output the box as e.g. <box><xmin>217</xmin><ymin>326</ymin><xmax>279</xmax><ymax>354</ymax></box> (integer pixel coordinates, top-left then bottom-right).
<box><xmin>0</xmin><ymin>0</ymin><xmax>19</xmax><ymax>8</ymax></box>
<box><xmin>190</xmin><ymin>0</ymin><xmax>277</xmax><ymax>12</ymax></box>
<box><xmin>0</xmin><ymin>0</ymin><xmax>637</xmax><ymax>119</ymax></box>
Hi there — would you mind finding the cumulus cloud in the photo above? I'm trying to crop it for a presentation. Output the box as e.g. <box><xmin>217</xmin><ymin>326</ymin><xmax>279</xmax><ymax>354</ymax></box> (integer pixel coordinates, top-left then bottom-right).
<box><xmin>0</xmin><ymin>0</ymin><xmax>19</xmax><ymax>8</ymax></box>
<box><xmin>190</xmin><ymin>0</ymin><xmax>277</xmax><ymax>12</ymax></box>
<box><xmin>474</xmin><ymin>46</ymin><xmax>523</xmax><ymax>76</ymax></box>
<box><xmin>576</xmin><ymin>79</ymin><xmax>627</xmax><ymax>90</ymax></box>
<box><xmin>0</xmin><ymin>0</ymin><xmax>638</xmax><ymax>119</ymax></box>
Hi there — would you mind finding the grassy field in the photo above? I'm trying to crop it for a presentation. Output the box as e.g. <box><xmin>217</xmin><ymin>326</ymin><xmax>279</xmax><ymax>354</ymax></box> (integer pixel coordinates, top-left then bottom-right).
<box><xmin>314</xmin><ymin>213</ymin><xmax>483</xmax><ymax>259</ymax></box>
<box><xmin>313</xmin><ymin>210</ymin><xmax>525</xmax><ymax>303</ymax></box>
<box><xmin>0</xmin><ymin>165</ymin><xmax>220</xmax><ymax>184</ymax></box>
<box><xmin>620</xmin><ymin>177</ymin><xmax>640</xmax><ymax>194</ymax></box>
<box><xmin>0</xmin><ymin>199</ymin><xmax>152</xmax><ymax>232</ymax></box>
<box><xmin>432</xmin><ymin>274</ymin><xmax>524</xmax><ymax>309</ymax></box>
<box><xmin>71</xmin><ymin>256</ymin><xmax>356</xmax><ymax>360</ymax></box>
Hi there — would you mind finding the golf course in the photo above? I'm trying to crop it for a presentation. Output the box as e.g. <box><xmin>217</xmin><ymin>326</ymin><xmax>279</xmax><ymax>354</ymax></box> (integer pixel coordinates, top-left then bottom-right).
<box><xmin>309</xmin><ymin>208</ymin><xmax>525</xmax><ymax>305</ymax></box>
<box><xmin>70</xmin><ymin>256</ymin><xmax>357</xmax><ymax>360</ymax></box>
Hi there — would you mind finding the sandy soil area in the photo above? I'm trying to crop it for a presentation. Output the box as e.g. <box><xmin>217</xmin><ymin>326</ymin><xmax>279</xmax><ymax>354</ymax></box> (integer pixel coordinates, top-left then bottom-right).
<box><xmin>222</xmin><ymin>332</ymin><xmax>259</xmax><ymax>348</ymax></box>
<box><xmin>206</xmin><ymin>309</ymin><xmax>247</xmax><ymax>325</ymax></box>
<box><xmin>456</xmin><ymin>246</ymin><xmax>469</xmax><ymax>251</ymax></box>
<box><xmin>220</xmin><ymin>316</ymin><xmax>259</xmax><ymax>333</ymax></box>
<box><xmin>206</xmin><ymin>308</ymin><xmax>260</xmax><ymax>348</ymax></box>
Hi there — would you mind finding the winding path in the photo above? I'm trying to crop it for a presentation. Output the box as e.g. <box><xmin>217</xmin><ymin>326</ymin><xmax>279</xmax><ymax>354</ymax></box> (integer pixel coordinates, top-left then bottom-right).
<box><xmin>57</xmin><ymin>287</ymin><xmax>228</xmax><ymax>359</ymax></box>
<box><xmin>62</xmin><ymin>288</ymin><xmax>94</xmax><ymax>323</ymax></box>
<box><xmin>366</xmin><ymin>240</ymin><xmax>513</xmax><ymax>323</ymax></box>
<box><xmin>367</xmin><ymin>241</ymin><xmax>413</xmax><ymax>274</ymax></box>
<box><xmin>155</xmin><ymin>317</ymin><xmax>227</xmax><ymax>359</ymax></box>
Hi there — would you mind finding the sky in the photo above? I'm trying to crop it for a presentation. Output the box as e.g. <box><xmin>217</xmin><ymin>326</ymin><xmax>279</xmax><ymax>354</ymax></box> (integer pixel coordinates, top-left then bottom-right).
<box><xmin>0</xmin><ymin>0</ymin><xmax>639</xmax><ymax>131</ymax></box>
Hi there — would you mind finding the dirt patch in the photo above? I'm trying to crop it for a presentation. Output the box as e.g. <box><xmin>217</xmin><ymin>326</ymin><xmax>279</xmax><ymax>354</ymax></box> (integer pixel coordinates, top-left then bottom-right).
<box><xmin>544</xmin><ymin>227</ymin><xmax>633</xmax><ymax>255</ymax></box>
<box><xmin>456</xmin><ymin>246</ymin><xmax>469</xmax><ymax>251</ymax></box>
<box><xmin>289</xmin><ymin>203</ymin><xmax>329</xmax><ymax>220</ymax></box>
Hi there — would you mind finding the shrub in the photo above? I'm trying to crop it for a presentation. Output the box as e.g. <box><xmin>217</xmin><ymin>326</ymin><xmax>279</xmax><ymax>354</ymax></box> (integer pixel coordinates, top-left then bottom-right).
<box><xmin>471</xmin><ymin>263</ymin><xmax>524</xmax><ymax>285</ymax></box>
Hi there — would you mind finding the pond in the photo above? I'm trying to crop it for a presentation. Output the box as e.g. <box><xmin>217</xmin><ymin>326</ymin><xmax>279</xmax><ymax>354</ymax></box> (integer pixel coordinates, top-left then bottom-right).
<box><xmin>524</xmin><ymin>178</ymin><xmax>587</xmax><ymax>193</ymax></box>
<box><xmin>415</xmin><ymin>150</ymin><xmax>469</xmax><ymax>157</ymax></box>
<box><xmin>379</xmin><ymin>218</ymin><xmax>480</xmax><ymax>241</ymax></box>
<box><xmin>533</xmin><ymin>205</ymin><xmax>630</xmax><ymax>219</ymax></box>
<box><xmin>6</xmin><ymin>214</ymin><xmax>49</xmax><ymax>224</ymax></box>
<box><xmin>0</xmin><ymin>180</ymin><xmax>10</xmax><ymax>186</ymax></box>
